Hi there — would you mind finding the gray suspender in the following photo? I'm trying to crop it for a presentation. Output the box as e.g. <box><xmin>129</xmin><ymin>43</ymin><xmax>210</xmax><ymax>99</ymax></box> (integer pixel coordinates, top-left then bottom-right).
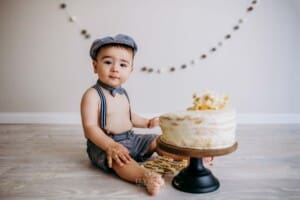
<box><xmin>123</xmin><ymin>90</ymin><xmax>132</xmax><ymax>121</ymax></box>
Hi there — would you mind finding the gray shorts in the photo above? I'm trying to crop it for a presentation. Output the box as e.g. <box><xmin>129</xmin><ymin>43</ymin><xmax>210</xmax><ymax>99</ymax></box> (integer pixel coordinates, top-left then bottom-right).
<box><xmin>86</xmin><ymin>130</ymin><xmax>157</xmax><ymax>172</ymax></box>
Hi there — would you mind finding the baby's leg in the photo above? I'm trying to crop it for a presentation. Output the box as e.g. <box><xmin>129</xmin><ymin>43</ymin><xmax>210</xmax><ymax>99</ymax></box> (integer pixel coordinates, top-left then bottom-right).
<box><xmin>112</xmin><ymin>159</ymin><xmax>164</xmax><ymax>195</ymax></box>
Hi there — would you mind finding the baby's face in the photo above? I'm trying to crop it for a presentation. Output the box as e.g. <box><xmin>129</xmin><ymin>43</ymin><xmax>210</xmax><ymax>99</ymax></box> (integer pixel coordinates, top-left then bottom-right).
<box><xmin>93</xmin><ymin>46</ymin><xmax>134</xmax><ymax>88</ymax></box>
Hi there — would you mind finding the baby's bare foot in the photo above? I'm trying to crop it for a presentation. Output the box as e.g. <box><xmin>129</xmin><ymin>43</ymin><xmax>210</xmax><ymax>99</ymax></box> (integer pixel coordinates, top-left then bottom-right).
<box><xmin>144</xmin><ymin>171</ymin><xmax>164</xmax><ymax>195</ymax></box>
<box><xmin>203</xmin><ymin>156</ymin><xmax>214</xmax><ymax>166</ymax></box>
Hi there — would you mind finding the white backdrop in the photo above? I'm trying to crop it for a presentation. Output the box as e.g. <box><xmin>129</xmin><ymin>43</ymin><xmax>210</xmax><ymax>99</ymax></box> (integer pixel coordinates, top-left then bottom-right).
<box><xmin>0</xmin><ymin>0</ymin><xmax>299</xmax><ymax>123</ymax></box>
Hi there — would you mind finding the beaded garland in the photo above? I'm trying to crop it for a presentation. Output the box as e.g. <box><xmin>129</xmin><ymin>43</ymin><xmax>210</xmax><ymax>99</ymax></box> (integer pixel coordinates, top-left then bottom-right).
<box><xmin>59</xmin><ymin>0</ymin><xmax>260</xmax><ymax>74</ymax></box>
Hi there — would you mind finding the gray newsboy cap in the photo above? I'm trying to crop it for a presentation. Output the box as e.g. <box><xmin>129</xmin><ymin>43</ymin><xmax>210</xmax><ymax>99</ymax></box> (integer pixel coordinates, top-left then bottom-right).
<box><xmin>90</xmin><ymin>34</ymin><xmax>138</xmax><ymax>60</ymax></box>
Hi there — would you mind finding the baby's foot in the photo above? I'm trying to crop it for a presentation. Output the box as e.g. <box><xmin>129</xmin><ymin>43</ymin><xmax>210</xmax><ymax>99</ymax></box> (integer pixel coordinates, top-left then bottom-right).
<box><xmin>143</xmin><ymin>171</ymin><xmax>164</xmax><ymax>195</ymax></box>
<box><xmin>203</xmin><ymin>156</ymin><xmax>214</xmax><ymax>166</ymax></box>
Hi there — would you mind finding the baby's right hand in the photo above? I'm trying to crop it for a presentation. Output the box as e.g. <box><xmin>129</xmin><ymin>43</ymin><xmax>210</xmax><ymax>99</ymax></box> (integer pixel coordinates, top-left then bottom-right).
<box><xmin>106</xmin><ymin>142</ymin><xmax>131</xmax><ymax>168</ymax></box>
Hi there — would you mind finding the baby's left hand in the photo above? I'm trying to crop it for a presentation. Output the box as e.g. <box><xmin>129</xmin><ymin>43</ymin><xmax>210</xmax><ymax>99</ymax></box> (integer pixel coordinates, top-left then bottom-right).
<box><xmin>148</xmin><ymin>117</ymin><xmax>159</xmax><ymax>128</ymax></box>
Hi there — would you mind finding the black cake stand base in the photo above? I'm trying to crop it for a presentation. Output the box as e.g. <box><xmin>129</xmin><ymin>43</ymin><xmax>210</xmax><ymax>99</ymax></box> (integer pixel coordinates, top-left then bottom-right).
<box><xmin>172</xmin><ymin>157</ymin><xmax>219</xmax><ymax>193</ymax></box>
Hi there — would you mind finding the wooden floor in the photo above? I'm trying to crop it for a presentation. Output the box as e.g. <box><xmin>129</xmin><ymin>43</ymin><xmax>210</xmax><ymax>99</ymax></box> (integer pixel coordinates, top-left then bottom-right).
<box><xmin>0</xmin><ymin>124</ymin><xmax>299</xmax><ymax>199</ymax></box>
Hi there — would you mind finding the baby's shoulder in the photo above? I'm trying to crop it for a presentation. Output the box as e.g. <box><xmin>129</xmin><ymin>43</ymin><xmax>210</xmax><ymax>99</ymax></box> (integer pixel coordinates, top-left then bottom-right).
<box><xmin>82</xmin><ymin>88</ymin><xmax>100</xmax><ymax>104</ymax></box>
<box><xmin>84</xmin><ymin>87</ymin><xmax>98</xmax><ymax>96</ymax></box>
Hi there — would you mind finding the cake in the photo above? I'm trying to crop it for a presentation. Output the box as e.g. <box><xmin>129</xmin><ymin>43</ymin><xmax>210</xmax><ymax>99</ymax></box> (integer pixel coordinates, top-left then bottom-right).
<box><xmin>159</xmin><ymin>92</ymin><xmax>236</xmax><ymax>149</ymax></box>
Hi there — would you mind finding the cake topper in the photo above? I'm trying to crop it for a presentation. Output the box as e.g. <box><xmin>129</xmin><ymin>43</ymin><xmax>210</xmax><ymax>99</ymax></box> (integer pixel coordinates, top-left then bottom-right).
<box><xmin>188</xmin><ymin>91</ymin><xmax>229</xmax><ymax>110</ymax></box>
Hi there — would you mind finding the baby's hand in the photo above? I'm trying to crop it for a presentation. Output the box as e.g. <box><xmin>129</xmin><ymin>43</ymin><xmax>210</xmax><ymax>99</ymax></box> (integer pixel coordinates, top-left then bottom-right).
<box><xmin>148</xmin><ymin>117</ymin><xmax>159</xmax><ymax>128</ymax></box>
<box><xmin>106</xmin><ymin>142</ymin><xmax>131</xmax><ymax>168</ymax></box>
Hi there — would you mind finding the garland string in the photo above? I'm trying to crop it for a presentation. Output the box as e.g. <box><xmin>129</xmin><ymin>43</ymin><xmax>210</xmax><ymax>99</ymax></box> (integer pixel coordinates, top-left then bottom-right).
<box><xmin>58</xmin><ymin>0</ymin><xmax>260</xmax><ymax>74</ymax></box>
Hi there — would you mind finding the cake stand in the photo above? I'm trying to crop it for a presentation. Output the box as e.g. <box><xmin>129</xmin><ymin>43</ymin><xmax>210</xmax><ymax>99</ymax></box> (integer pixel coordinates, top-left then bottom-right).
<box><xmin>157</xmin><ymin>136</ymin><xmax>238</xmax><ymax>193</ymax></box>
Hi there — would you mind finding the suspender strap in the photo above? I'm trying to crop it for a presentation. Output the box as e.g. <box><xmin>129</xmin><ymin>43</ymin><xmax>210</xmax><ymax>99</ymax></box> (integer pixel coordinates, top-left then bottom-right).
<box><xmin>92</xmin><ymin>85</ymin><xmax>106</xmax><ymax>129</ymax></box>
<box><xmin>123</xmin><ymin>90</ymin><xmax>132</xmax><ymax>121</ymax></box>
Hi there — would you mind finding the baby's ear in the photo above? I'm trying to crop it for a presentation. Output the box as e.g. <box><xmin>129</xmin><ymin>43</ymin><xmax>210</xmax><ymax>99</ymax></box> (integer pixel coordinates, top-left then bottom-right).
<box><xmin>92</xmin><ymin>61</ymin><xmax>97</xmax><ymax>73</ymax></box>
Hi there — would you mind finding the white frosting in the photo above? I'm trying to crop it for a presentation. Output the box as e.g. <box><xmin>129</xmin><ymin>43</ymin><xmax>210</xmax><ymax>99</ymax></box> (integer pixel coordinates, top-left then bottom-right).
<box><xmin>159</xmin><ymin>109</ymin><xmax>236</xmax><ymax>149</ymax></box>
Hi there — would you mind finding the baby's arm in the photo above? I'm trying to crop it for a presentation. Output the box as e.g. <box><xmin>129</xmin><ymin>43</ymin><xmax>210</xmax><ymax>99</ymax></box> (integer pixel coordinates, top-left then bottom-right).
<box><xmin>81</xmin><ymin>88</ymin><xmax>131</xmax><ymax>167</ymax></box>
<box><xmin>131</xmin><ymin>112</ymin><xmax>159</xmax><ymax>129</ymax></box>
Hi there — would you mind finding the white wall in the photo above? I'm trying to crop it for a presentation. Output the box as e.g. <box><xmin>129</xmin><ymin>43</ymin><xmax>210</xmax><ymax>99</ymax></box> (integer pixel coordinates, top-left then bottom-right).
<box><xmin>0</xmin><ymin>0</ymin><xmax>299</xmax><ymax>123</ymax></box>
<box><xmin>291</xmin><ymin>0</ymin><xmax>300</xmax><ymax>114</ymax></box>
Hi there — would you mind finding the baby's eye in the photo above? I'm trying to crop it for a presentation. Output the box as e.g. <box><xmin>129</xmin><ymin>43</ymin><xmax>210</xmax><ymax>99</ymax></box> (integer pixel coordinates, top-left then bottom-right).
<box><xmin>104</xmin><ymin>60</ymin><xmax>112</xmax><ymax>65</ymax></box>
<box><xmin>120</xmin><ymin>63</ymin><xmax>128</xmax><ymax>68</ymax></box>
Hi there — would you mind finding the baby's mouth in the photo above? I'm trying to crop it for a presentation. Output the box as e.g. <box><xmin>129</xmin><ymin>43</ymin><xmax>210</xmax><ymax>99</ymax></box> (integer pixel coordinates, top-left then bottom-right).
<box><xmin>109</xmin><ymin>75</ymin><xmax>120</xmax><ymax>80</ymax></box>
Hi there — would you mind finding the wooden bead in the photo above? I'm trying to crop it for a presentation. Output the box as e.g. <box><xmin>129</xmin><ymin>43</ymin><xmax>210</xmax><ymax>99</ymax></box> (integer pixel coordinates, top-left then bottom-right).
<box><xmin>81</xmin><ymin>29</ymin><xmax>87</xmax><ymax>35</ymax></box>
<box><xmin>247</xmin><ymin>6</ymin><xmax>253</xmax><ymax>12</ymax></box>
<box><xmin>60</xmin><ymin>3</ymin><xmax>67</xmax><ymax>9</ymax></box>
<box><xmin>225</xmin><ymin>34</ymin><xmax>231</xmax><ymax>39</ymax></box>
<box><xmin>181</xmin><ymin>64</ymin><xmax>187</xmax><ymax>69</ymax></box>
<box><xmin>69</xmin><ymin>16</ymin><xmax>76</xmax><ymax>22</ymax></box>
<box><xmin>252</xmin><ymin>0</ymin><xmax>258</xmax><ymax>5</ymax></box>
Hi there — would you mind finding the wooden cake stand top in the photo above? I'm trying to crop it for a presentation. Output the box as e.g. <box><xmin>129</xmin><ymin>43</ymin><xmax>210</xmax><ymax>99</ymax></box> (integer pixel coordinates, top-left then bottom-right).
<box><xmin>157</xmin><ymin>136</ymin><xmax>238</xmax><ymax>157</ymax></box>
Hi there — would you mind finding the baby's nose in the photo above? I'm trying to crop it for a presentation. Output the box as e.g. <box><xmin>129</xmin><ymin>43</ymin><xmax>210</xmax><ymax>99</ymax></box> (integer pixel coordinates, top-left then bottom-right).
<box><xmin>111</xmin><ymin>63</ymin><xmax>119</xmax><ymax>71</ymax></box>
